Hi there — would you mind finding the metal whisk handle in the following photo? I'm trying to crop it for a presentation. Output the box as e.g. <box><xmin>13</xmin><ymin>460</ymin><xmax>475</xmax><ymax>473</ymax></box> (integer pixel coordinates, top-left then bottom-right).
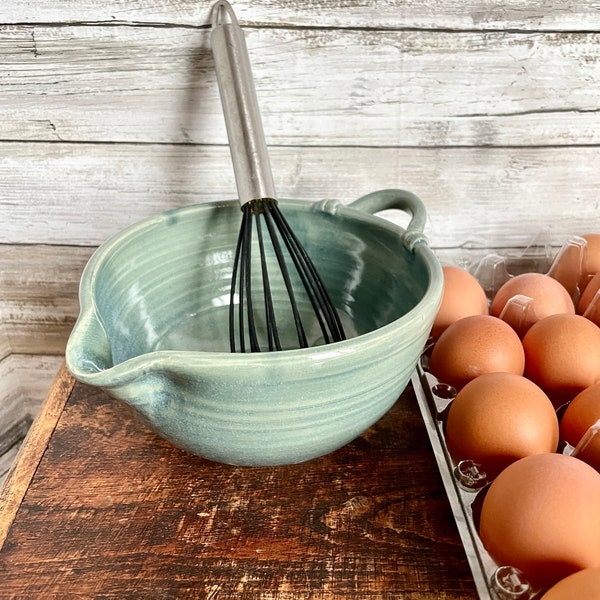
<box><xmin>211</xmin><ymin>0</ymin><xmax>277</xmax><ymax>207</ymax></box>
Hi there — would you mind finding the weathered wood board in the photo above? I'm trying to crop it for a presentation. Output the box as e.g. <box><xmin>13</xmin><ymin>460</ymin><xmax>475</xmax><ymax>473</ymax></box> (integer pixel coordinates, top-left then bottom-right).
<box><xmin>0</xmin><ymin>375</ymin><xmax>478</xmax><ymax>598</ymax></box>
<box><xmin>1</xmin><ymin>0</ymin><xmax>599</xmax><ymax>466</ymax></box>
<box><xmin>2</xmin><ymin>144</ymin><xmax>598</xmax><ymax>247</ymax></box>
<box><xmin>0</xmin><ymin>354</ymin><xmax>63</xmax><ymax>487</ymax></box>
<box><xmin>2</xmin><ymin>0</ymin><xmax>600</xmax><ymax>30</ymax></box>
<box><xmin>1</xmin><ymin>26</ymin><xmax>599</xmax><ymax>147</ymax></box>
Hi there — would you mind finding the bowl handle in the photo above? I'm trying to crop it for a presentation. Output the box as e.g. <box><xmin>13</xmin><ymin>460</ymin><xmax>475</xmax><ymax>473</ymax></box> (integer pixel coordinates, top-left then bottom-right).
<box><xmin>348</xmin><ymin>188</ymin><xmax>429</xmax><ymax>252</ymax></box>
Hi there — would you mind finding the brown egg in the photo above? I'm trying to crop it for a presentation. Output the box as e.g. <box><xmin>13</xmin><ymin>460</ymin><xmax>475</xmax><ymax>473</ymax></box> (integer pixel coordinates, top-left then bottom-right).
<box><xmin>561</xmin><ymin>383</ymin><xmax>600</xmax><ymax>445</ymax></box>
<box><xmin>431</xmin><ymin>265</ymin><xmax>488</xmax><ymax>340</ymax></box>
<box><xmin>428</xmin><ymin>315</ymin><xmax>525</xmax><ymax>390</ymax></box>
<box><xmin>445</xmin><ymin>373</ymin><xmax>559</xmax><ymax>478</ymax></box>
<box><xmin>560</xmin><ymin>383</ymin><xmax>600</xmax><ymax>472</ymax></box>
<box><xmin>579</xmin><ymin>271</ymin><xmax>600</xmax><ymax>315</ymax></box>
<box><xmin>523</xmin><ymin>314</ymin><xmax>600</xmax><ymax>402</ymax></box>
<box><xmin>541</xmin><ymin>568</ymin><xmax>600</xmax><ymax>600</ymax></box>
<box><xmin>582</xmin><ymin>233</ymin><xmax>600</xmax><ymax>276</ymax></box>
<box><xmin>582</xmin><ymin>288</ymin><xmax>600</xmax><ymax>328</ymax></box>
<box><xmin>491</xmin><ymin>273</ymin><xmax>574</xmax><ymax>335</ymax></box>
<box><xmin>479</xmin><ymin>453</ymin><xmax>600</xmax><ymax>590</ymax></box>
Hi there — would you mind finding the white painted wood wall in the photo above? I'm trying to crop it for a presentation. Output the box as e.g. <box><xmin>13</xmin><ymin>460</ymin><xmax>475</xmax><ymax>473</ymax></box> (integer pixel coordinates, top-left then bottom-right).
<box><xmin>1</xmin><ymin>1</ymin><xmax>600</xmax><ymax>470</ymax></box>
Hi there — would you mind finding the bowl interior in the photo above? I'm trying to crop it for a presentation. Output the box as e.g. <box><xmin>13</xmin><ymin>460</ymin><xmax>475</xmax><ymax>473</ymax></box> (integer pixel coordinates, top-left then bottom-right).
<box><xmin>90</xmin><ymin>201</ymin><xmax>432</xmax><ymax>365</ymax></box>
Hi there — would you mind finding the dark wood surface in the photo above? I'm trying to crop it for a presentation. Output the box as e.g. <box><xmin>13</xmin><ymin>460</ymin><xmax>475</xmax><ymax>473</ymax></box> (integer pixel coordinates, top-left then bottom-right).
<box><xmin>0</xmin><ymin>365</ymin><xmax>477</xmax><ymax>599</ymax></box>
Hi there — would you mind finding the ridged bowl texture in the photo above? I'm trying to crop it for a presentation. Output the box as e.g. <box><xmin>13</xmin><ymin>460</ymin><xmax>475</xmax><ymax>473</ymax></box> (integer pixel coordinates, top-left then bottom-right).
<box><xmin>66</xmin><ymin>189</ymin><xmax>442</xmax><ymax>465</ymax></box>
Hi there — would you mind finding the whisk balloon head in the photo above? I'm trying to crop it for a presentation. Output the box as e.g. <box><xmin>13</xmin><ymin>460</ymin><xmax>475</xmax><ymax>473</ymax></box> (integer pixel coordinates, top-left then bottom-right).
<box><xmin>229</xmin><ymin>199</ymin><xmax>346</xmax><ymax>352</ymax></box>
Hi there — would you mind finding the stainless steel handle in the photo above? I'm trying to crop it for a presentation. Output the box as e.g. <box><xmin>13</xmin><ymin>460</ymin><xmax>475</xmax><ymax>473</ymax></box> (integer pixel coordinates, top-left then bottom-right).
<box><xmin>211</xmin><ymin>0</ymin><xmax>277</xmax><ymax>207</ymax></box>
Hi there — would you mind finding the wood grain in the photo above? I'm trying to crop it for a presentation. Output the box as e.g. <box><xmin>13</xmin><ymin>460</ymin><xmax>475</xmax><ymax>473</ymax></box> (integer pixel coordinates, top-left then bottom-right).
<box><xmin>1</xmin><ymin>26</ymin><xmax>599</xmax><ymax>146</ymax></box>
<box><xmin>1</xmin><ymin>144</ymin><xmax>598</xmax><ymax>247</ymax></box>
<box><xmin>2</xmin><ymin>0</ymin><xmax>599</xmax><ymax>31</ymax></box>
<box><xmin>0</xmin><ymin>328</ymin><xmax>10</xmax><ymax>362</ymax></box>
<box><xmin>0</xmin><ymin>375</ymin><xmax>477</xmax><ymax>599</ymax></box>
<box><xmin>0</xmin><ymin>354</ymin><xmax>65</xmax><ymax>413</ymax></box>
<box><xmin>0</xmin><ymin>244</ymin><xmax>91</xmax><ymax>353</ymax></box>
<box><xmin>0</xmin><ymin>363</ymin><xmax>74</xmax><ymax>549</ymax></box>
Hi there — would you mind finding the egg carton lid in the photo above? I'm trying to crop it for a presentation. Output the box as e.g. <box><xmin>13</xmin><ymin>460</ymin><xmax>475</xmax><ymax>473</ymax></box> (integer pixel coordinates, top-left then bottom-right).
<box><xmin>443</xmin><ymin>234</ymin><xmax>600</xmax><ymax>331</ymax></box>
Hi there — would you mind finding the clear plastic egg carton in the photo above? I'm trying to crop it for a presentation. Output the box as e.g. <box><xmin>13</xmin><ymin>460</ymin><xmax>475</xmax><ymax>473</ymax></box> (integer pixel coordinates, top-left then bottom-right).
<box><xmin>412</xmin><ymin>234</ymin><xmax>600</xmax><ymax>600</ymax></box>
<box><xmin>412</xmin><ymin>362</ymin><xmax>541</xmax><ymax>600</ymax></box>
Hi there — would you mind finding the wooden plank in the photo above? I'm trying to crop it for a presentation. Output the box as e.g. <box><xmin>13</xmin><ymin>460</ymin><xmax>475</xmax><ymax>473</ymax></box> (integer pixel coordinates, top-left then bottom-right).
<box><xmin>0</xmin><ymin>244</ymin><xmax>92</xmax><ymax>354</ymax></box>
<box><xmin>0</xmin><ymin>354</ymin><xmax>65</xmax><ymax>417</ymax></box>
<box><xmin>0</xmin><ymin>444</ymin><xmax>24</xmax><ymax>491</ymax></box>
<box><xmin>0</xmin><ymin>144</ymin><xmax>598</xmax><ymax>248</ymax></box>
<box><xmin>1</xmin><ymin>25</ymin><xmax>599</xmax><ymax>146</ymax></box>
<box><xmin>1</xmin><ymin>0</ymin><xmax>599</xmax><ymax>31</ymax></box>
<box><xmin>0</xmin><ymin>353</ymin><xmax>65</xmax><ymax>494</ymax></box>
<box><xmin>0</xmin><ymin>357</ymin><xmax>29</xmax><ymax>428</ymax></box>
<box><xmin>1</xmin><ymin>318</ymin><xmax>75</xmax><ymax>356</ymax></box>
<box><xmin>0</xmin><ymin>245</ymin><xmax>91</xmax><ymax>303</ymax></box>
<box><xmin>0</xmin><ymin>328</ymin><xmax>9</xmax><ymax>362</ymax></box>
<box><xmin>0</xmin><ymin>379</ymin><xmax>477</xmax><ymax>597</ymax></box>
<box><xmin>0</xmin><ymin>362</ymin><xmax>74</xmax><ymax>550</ymax></box>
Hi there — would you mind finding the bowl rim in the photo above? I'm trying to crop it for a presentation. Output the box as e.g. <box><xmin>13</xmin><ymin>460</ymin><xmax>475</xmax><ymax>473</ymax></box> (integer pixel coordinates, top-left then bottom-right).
<box><xmin>66</xmin><ymin>199</ymin><xmax>443</xmax><ymax>385</ymax></box>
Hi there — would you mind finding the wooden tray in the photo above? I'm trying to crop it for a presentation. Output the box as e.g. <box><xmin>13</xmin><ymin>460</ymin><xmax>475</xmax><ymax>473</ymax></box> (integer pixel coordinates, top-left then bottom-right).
<box><xmin>0</xmin><ymin>364</ymin><xmax>477</xmax><ymax>598</ymax></box>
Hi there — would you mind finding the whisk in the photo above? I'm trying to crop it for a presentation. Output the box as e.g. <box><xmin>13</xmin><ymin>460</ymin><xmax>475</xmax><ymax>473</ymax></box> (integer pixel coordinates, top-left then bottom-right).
<box><xmin>210</xmin><ymin>0</ymin><xmax>346</xmax><ymax>352</ymax></box>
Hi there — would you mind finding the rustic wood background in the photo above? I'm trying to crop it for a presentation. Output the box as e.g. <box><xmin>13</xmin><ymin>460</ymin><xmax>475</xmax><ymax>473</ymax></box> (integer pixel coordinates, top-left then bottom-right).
<box><xmin>1</xmin><ymin>1</ymin><xmax>599</xmax><ymax>477</ymax></box>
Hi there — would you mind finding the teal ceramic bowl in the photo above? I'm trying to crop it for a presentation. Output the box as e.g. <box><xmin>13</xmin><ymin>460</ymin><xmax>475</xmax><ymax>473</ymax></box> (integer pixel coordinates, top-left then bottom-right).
<box><xmin>66</xmin><ymin>189</ymin><xmax>443</xmax><ymax>466</ymax></box>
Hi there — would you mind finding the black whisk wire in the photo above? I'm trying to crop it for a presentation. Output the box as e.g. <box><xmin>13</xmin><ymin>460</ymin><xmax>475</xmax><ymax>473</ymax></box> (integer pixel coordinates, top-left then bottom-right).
<box><xmin>261</xmin><ymin>201</ymin><xmax>309</xmax><ymax>350</ymax></box>
<box><xmin>229</xmin><ymin>198</ymin><xmax>346</xmax><ymax>353</ymax></box>
<box><xmin>254</xmin><ymin>204</ymin><xmax>282</xmax><ymax>351</ymax></box>
<box><xmin>267</xmin><ymin>202</ymin><xmax>346</xmax><ymax>345</ymax></box>
<box><xmin>229</xmin><ymin>208</ymin><xmax>251</xmax><ymax>353</ymax></box>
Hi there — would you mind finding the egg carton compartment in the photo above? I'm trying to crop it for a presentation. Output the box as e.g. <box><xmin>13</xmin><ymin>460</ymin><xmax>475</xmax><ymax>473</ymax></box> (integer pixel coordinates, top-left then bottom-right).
<box><xmin>412</xmin><ymin>360</ymin><xmax>543</xmax><ymax>600</ymax></box>
<box><xmin>461</xmin><ymin>234</ymin><xmax>599</xmax><ymax>316</ymax></box>
<box><xmin>412</xmin><ymin>236</ymin><xmax>600</xmax><ymax>600</ymax></box>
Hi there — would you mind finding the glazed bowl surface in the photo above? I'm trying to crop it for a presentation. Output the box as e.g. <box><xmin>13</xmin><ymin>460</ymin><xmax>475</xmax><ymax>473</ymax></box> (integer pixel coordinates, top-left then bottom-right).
<box><xmin>66</xmin><ymin>189</ymin><xmax>443</xmax><ymax>465</ymax></box>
